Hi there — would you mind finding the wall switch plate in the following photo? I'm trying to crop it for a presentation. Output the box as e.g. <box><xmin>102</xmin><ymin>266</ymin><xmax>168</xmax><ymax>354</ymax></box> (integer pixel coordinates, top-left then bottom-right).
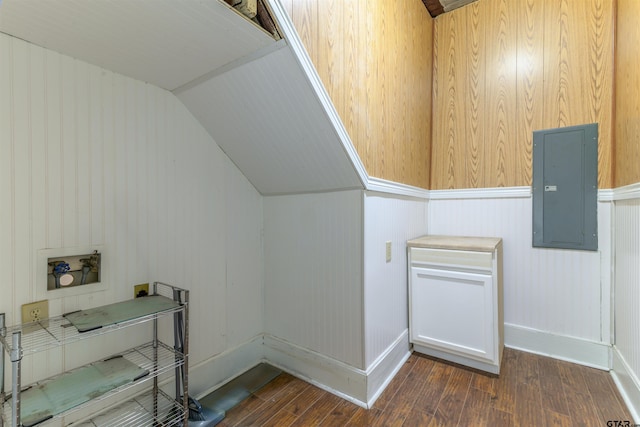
<box><xmin>22</xmin><ymin>300</ymin><xmax>49</xmax><ymax>323</ymax></box>
<box><xmin>134</xmin><ymin>283</ymin><xmax>150</xmax><ymax>298</ymax></box>
<box><xmin>386</xmin><ymin>241</ymin><xmax>392</xmax><ymax>263</ymax></box>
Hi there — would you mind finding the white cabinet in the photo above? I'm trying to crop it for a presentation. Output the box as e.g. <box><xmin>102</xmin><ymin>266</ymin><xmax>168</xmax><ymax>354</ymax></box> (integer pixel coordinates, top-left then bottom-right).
<box><xmin>407</xmin><ymin>236</ymin><xmax>503</xmax><ymax>374</ymax></box>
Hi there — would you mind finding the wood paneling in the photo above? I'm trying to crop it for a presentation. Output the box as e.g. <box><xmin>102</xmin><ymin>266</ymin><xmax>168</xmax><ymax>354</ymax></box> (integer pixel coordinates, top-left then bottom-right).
<box><xmin>285</xmin><ymin>0</ymin><xmax>433</xmax><ymax>189</ymax></box>
<box><xmin>466</xmin><ymin>2</ymin><xmax>486</xmax><ymax>189</ymax></box>
<box><xmin>516</xmin><ymin>0</ymin><xmax>543</xmax><ymax>188</ymax></box>
<box><xmin>615</xmin><ymin>0</ymin><xmax>640</xmax><ymax>187</ymax></box>
<box><xmin>432</xmin><ymin>7</ymin><xmax>468</xmax><ymax>189</ymax></box>
<box><xmin>485</xmin><ymin>0</ymin><xmax>517</xmax><ymax>188</ymax></box>
<box><xmin>432</xmin><ymin>0</ymin><xmax>614</xmax><ymax>189</ymax></box>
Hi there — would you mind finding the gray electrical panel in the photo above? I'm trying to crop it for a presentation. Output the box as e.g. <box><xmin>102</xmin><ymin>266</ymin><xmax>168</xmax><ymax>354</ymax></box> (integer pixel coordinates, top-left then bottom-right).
<box><xmin>532</xmin><ymin>123</ymin><xmax>598</xmax><ymax>251</ymax></box>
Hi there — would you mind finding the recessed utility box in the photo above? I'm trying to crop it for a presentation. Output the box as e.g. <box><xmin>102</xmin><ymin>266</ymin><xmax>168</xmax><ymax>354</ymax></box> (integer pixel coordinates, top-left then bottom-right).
<box><xmin>532</xmin><ymin>123</ymin><xmax>598</xmax><ymax>251</ymax></box>
<box><xmin>46</xmin><ymin>251</ymin><xmax>101</xmax><ymax>291</ymax></box>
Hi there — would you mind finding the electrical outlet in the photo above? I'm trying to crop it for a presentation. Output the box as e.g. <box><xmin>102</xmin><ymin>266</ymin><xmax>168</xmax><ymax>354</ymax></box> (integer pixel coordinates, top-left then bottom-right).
<box><xmin>134</xmin><ymin>283</ymin><xmax>149</xmax><ymax>298</ymax></box>
<box><xmin>386</xmin><ymin>241</ymin><xmax>392</xmax><ymax>263</ymax></box>
<box><xmin>22</xmin><ymin>300</ymin><xmax>49</xmax><ymax>323</ymax></box>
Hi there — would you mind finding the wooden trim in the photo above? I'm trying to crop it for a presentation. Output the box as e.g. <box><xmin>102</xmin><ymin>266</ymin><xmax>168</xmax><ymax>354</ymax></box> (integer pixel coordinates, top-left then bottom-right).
<box><xmin>612</xmin><ymin>182</ymin><xmax>640</xmax><ymax>201</ymax></box>
<box><xmin>366</xmin><ymin>177</ymin><xmax>430</xmax><ymax>200</ymax></box>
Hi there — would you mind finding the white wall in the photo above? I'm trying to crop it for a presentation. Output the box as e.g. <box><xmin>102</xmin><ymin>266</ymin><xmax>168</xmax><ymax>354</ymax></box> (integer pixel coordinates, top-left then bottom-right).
<box><xmin>612</xmin><ymin>193</ymin><xmax>640</xmax><ymax>420</ymax></box>
<box><xmin>263</xmin><ymin>190</ymin><xmax>364</xmax><ymax>368</ymax></box>
<box><xmin>428</xmin><ymin>192</ymin><xmax>612</xmax><ymax>365</ymax></box>
<box><xmin>363</xmin><ymin>192</ymin><xmax>427</xmax><ymax>368</ymax></box>
<box><xmin>0</xmin><ymin>33</ymin><xmax>264</xmax><ymax>394</ymax></box>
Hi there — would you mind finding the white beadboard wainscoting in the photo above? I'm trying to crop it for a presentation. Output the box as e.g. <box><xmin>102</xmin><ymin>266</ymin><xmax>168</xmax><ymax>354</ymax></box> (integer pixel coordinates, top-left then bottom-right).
<box><xmin>263</xmin><ymin>189</ymin><xmax>368</xmax><ymax>404</ymax></box>
<box><xmin>428</xmin><ymin>188</ymin><xmax>612</xmax><ymax>368</ymax></box>
<box><xmin>263</xmin><ymin>190</ymin><xmax>429</xmax><ymax>406</ymax></box>
<box><xmin>611</xmin><ymin>185</ymin><xmax>640</xmax><ymax>422</ymax></box>
<box><xmin>263</xmin><ymin>190</ymin><xmax>364</xmax><ymax>367</ymax></box>
<box><xmin>362</xmin><ymin>192</ymin><xmax>428</xmax><ymax>402</ymax></box>
<box><xmin>0</xmin><ymin>33</ymin><xmax>265</xmax><ymax>399</ymax></box>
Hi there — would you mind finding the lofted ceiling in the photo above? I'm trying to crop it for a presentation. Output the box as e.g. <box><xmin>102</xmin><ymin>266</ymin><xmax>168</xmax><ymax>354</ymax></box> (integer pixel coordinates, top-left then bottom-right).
<box><xmin>0</xmin><ymin>0</ymin><xmax>365</xmax><ymax>195</ymax></box>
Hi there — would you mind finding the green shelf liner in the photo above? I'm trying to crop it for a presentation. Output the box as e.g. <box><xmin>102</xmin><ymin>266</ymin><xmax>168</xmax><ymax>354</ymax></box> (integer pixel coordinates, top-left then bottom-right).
<box><xmin>14</xmin><ymin>356</ymin><xmax>149</xmax><ymax>427</ymax></box>
<box><xmin>64</xmin><ymin>295</ymin><xmax>180</xmax><ymax>332</ymax></box>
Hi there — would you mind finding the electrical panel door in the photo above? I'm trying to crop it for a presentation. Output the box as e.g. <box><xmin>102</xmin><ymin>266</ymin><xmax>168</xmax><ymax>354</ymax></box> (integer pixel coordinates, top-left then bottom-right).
<box><xmin>532</xmin><ymin>123</ymin><xmax>598</xmax><ymax>251</ymax></box>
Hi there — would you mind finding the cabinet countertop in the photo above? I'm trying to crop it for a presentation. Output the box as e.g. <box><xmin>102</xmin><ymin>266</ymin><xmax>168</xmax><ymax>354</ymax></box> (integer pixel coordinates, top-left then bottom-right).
<box><xmin>407</xmin><ymin>235</ymin><xmax>502</xmax><ymax>252</ymax></box>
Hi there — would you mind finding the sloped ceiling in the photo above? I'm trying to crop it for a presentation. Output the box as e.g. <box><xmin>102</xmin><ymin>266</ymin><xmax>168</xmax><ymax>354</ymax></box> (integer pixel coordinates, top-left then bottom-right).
<box><xmin>175</xmin><ymin>45</ymin><xmax>362</xmax><ymax>195</ymax></box>
<box><xmin>0</xmin><ymin>0</ymin><xmax>364</xmax><ymax>194</ymax></box>
<box><xmin>0</xmin><ymin>0</ymin><xmax>275</xmax><ymax>91</ymax></box>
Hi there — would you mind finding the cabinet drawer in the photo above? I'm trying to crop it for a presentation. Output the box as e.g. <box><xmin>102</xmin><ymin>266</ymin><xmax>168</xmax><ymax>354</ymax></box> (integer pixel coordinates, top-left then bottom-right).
<box><xmin>410</xmin><ymin>247</ymin><xmax>493</xmax><ymax>271</ymax></box>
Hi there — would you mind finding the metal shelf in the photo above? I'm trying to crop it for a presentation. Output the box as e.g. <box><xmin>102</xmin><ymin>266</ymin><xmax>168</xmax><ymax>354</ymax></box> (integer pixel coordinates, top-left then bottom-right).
<box><xmin>0</xmin><ymin>284</ymin><xmax>185</xmax><ymax>355</ymax></box>
<box><xmin>75</xmin><ymin>389</ymin><xmax>186</xmax><ymax>427</ymax></box>
<box><xmin>1</xmin><ymin>342</ymin><xmax>184</xmax><ymax>425</ymax></box>
<box><xmin>0</xmin><ymin>282</ymin><xmax>189</xmax><ymax>427</ymax></box>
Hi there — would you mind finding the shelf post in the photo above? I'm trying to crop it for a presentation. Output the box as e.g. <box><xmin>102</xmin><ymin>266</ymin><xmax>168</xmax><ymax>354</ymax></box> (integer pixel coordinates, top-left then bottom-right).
<box><xmin>182</xmin><ymin>289</ymin><xmax>189</xmax><ymax>426</ymax></box>
<box><xmin>153</xmin><ymin>307</ymin><xmax>159</xmax><ymax>422</ymax></box>
<box><xmin>152</xmin><ymin>281</ymin><xmax>159</xmax><ymax>421</ymax></box>
<box><xmin>10</xmin><ymin>332</ymin><xmax>22</xmax><ymax>427</ymax></box>
<box><xmin>0</xmin><ymin>313</ymin><xmax>4</xmax><ymax>427</ymax></box>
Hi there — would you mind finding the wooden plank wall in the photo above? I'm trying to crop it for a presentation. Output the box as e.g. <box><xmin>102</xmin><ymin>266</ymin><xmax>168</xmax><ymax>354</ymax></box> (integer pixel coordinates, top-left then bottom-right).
<box><xmin>432</xmin><ymin>0</ymin><xmax>614</xmax><ymax>189</ymax></box>
<box><xmin>280</xmin><ymin>0</ymin><xmax>433</xmax><ymax>189</ymax></box>
<box><xmin>615</xmin><ymin>0</ymin><xmax>640</xmax><ymax>187</ymax></box>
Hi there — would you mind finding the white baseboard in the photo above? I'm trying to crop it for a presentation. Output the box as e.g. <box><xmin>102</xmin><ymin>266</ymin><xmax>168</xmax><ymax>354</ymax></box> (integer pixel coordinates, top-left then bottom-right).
<box><xmin>263</xmin><ymin>334</ymin><xmax>368</xmax><ymax>407</ymax></box>
<box><xmin>188</xmin><ymin>335</ymin><xmax>265</xmax><ymax>399</ymax></box>
<box><xmin>364</xmin><ymin>330</ymin><xmax>412</xmax><ymax>408</ymax></box>
<box><xmin>262</xmin><ymin>332</ymin><xmax>411</xmax><ymax>408</ymax></box>
<box><xmin>611</xmin><ymin>346</ymin><xmax>640</xmax><ymax>423</ymax></box>
<box><xmin>187</xmin><ymin>332</ymin><xmax>410</xmax><ymax>409</ymax></box>
<box><xmin>504</xmin><ymin>323</ymin><xmax>611</xmax><ymax>370</ymax></box>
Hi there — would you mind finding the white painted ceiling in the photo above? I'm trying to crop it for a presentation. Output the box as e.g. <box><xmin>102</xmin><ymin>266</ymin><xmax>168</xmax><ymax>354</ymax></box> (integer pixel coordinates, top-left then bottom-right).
<box><xmin>176</xmin><ymin>44</ymin><xmax>363</xmax><ymax>195</ymax></box>
<box><xmin>0</xmin><ymin>0</ymin><xmax>365</xmax><ymax>194</ymax></box>
<box><xmin>0</xmin><ymin>0</ymin><xmax>275</xmax><ymax>91</ymax></box>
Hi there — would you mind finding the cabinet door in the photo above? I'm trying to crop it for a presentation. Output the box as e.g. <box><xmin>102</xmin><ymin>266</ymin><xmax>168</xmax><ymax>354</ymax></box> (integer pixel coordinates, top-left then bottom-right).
<box><xmin>410</xmin><ymin>267</ymin><xmax>495</xmax><ymax>363</ymax></box>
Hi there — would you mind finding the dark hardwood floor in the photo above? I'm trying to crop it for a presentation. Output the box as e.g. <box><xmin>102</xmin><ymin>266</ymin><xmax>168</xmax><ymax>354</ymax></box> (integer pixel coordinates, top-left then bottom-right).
<box><xmin>217</xmin><ymin>348</ymin><xmax>633</xmax><ymax>426</ymax></box>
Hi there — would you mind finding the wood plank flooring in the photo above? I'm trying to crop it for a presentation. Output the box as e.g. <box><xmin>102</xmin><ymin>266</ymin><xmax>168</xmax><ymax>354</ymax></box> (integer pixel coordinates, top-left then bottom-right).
<box><xmin>217</xmin><ymin>348</ymin><xmax>633</xmax><ymax>426</ymax></box>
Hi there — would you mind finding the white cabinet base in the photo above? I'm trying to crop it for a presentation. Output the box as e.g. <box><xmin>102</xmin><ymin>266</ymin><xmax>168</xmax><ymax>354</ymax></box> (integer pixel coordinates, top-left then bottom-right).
<box><xmin>407</xmin><ymin>236</ymin><xmax>503</xmax><ymax>375</ymax></box>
